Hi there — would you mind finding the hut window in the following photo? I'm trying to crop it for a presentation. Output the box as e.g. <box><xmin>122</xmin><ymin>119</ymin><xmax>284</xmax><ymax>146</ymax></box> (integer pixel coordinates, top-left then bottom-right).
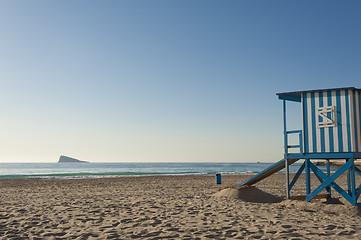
<box><xmin>317</xmin><ymin>106</ymin><xmax>337</xmax><ymax>128</ymax></box>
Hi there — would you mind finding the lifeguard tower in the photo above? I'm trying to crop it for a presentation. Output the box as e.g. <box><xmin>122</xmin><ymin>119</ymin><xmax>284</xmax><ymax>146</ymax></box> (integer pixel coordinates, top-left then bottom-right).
<box><xmin>237</xmin><ymin>87</ymin><xmax>361</xmax><ymax>206</ymax></box>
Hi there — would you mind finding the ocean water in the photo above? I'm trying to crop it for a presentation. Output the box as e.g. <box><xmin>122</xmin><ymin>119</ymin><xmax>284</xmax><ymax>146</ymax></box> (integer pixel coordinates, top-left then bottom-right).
<box><xmin>0</xmin><ymin>162</ymin><xmax>336</xmax><ymax>179</ymax></box>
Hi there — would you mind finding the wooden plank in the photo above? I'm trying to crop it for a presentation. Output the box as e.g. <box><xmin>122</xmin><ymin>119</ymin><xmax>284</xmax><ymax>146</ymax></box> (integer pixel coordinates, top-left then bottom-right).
<box><xmin>290</xmin><ymin>193</ymin><xmax>329</xmax><ymax>201</ymax></box>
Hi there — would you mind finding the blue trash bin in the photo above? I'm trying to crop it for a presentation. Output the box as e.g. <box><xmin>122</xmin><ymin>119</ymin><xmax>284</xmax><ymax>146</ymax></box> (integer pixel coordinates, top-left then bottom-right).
<box><xmin>216</xmin><ymin>173</ymin><xmax>221</xmax><ymax>184</ymax></box>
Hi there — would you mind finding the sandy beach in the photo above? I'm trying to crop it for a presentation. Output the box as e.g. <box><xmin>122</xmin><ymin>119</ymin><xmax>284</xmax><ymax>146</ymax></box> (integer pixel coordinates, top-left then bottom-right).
<box><xmin>0</xmin><ymin>173</ymin><xmax>360</xmax><ymax>239</ymax></box>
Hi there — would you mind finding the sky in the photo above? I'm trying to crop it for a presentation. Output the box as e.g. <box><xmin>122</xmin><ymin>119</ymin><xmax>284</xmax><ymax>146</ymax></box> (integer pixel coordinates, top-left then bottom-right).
<box><xmin>0</xmin><ymin>0</ymin><xmax>360</xmax><ymax>163</ymax></box>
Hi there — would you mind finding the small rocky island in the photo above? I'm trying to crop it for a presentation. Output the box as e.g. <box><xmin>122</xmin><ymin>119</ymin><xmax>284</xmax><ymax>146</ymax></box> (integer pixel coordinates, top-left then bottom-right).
<box><xmin>58</xmin><ymin>155</ymin><xmax>89</xmax><ymax>163</ymax></box>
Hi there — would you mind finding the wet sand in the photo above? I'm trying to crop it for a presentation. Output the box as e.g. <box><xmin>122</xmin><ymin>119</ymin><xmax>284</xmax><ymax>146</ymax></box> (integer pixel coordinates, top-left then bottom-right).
<box><xmin>0</xmin><ymin>173</ymin><xmax>360</xmax><ymax>239</ymax></box>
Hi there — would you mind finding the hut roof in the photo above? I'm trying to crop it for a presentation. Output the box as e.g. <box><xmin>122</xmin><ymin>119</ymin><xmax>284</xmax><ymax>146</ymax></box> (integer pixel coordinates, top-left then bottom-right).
<box><xmin>277</xmin><ymin>87</ymin><xmax>361</xmax><ymax>102</ymax></box>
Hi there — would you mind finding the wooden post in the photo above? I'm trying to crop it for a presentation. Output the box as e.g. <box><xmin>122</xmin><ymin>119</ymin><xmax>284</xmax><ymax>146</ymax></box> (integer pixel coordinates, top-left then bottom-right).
<box><xmin>283</xmin><ymin>100</ymin><xmax>288</xmax><ymax>155</ymax></box>
<box><xmin>347</xmin><ymin>159</ymin><xmax>352</xmax><ymax>195</ymax></box>
<box><xmin>305</xmin><ymin>159</ymin><xmax>310</xmax><ymax>199</ymax></box>
<box><xmin>350</xmin><ymin>158</ymin><xmax>356</xmax><ymax>205</ymax></box>
<box><xmin>285</xmin><ymin>158</ymin><xmax>290</xmax><ymax>199</ymax></box>
<box><xmin>326</xmin><ymin>159</ymin><xmax>331</xmax><ymax>198</ymax></box>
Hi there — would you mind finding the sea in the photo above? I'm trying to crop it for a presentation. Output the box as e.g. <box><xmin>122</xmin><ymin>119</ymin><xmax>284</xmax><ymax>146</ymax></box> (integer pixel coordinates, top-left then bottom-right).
<box><xmin>0</xmin><ymin>162</ymin><xmax>337</xmax><ymax>180</ymax></box>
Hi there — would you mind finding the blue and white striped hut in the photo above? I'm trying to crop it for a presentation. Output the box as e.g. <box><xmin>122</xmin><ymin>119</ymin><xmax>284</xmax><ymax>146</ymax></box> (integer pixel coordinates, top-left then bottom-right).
<box><xmin>303</xmin><ymin>88</ymin><xmax>361</xmax><ymax>154</ymax></box>
<box><xmin>278</xmin><ymin>87</ymin><xmax>361</xmax><ymax>157</ymax></box>
<box><xmin>237</xmin><ymin>87</ymin><xmax>361</xmax><ymax>206</ymax></box>
<box><xmin>277</xmin><ymin>87</ymin><xmax>361</xmax><ymax>206</ymax></box>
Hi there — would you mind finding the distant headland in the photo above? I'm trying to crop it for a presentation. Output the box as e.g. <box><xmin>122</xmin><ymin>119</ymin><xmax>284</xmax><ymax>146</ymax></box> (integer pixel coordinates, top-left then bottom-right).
<box><xmin>58</xmin><ymin>155</ymin><xmax>89</xmax><ymax>163</ymax></box>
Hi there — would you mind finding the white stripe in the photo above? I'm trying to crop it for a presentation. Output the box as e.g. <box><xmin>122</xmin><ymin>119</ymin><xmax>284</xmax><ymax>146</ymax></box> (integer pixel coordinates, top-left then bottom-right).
<box><xmin>349</xmin><ymin>91</ymin><xmax>356</xmax><ymax>152</ymax></box>
<box><xmin>315</xmin><ymin>92</ymin><xmax>321</xmax><ymax>152</ymax></box>
<box><xmin>340</xmin><ymin>90</ymin><xmax>348</xmax><ymax>152</ymax></box>
<box><xmin>323</xmin><ymin>92</ymin><xmax>330</xmax><ymax>152</ymax></box>
<box><xmin>355</xmin><ymin>91</ymin><xmax>361</xmax><ymax>152</ymax></box>
<box><xmin>332</xmin><ymin>91</ymin><xmax>339</xmax><ymax>152</ymax></box>
<box><xmin>307</xmin><ymin>92</ymin><xmax>313</xmax><ymax>153</ymax></box>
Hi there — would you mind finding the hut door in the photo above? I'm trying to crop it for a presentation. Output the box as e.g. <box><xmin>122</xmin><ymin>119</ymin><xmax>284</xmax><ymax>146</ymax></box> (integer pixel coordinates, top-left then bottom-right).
<box><xmin>317</xmin><ymin>106</ymin><xmax>337</xmax><ymax>128</ymax></box>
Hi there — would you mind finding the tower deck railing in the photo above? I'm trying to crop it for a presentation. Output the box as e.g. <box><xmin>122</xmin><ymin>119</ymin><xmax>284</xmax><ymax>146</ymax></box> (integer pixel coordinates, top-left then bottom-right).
<box><xmin>285</xmin><ymin>130</ymin><xmax>303</xmax><ymax>155</ymax></box>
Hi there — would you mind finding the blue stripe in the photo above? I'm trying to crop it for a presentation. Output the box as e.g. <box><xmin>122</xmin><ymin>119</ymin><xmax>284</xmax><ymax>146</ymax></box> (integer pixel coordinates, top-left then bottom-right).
<box><xmin>345</xmin><ymin>90</ymin><xmax>352</xmax><ymax>152</ymax></box>
<box><xmin>303</xmin><ymin>93</ymin><xmax>309</xmax><ymax>153</ymax></box>
<box><xmin>336</xmin><ymin>90</ymin><xmax>343</xmax><ymax>152</ymax></box>
<box><xmin>353</xmin><ymin>90</ymin><xmax>359</xmax><ymax>152</ymax></box>
<box><xmin>311</xmin><ymin>92</ymin><xmax>317</xmax><ymax>152</ymax></box>
<box><xmin>355</xmin><ymin>91</ymin><xmax>361</xmax><ymax>152</ymax></box>
<box><xmin>327</xmin><ymin>91</ymin><xmax>334</xmax><ymax>152</ymax></box>
<box><xmin>319</xmin><ymin>92</ymin><xmax>325</xmax><ymax>152</ymax></box>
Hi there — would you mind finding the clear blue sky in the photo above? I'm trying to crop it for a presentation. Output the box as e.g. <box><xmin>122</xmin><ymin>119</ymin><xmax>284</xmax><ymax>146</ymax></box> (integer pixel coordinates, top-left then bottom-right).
<box><xmin>0</xmin><ymin>1</ymin><xmax>360</xmax><ymax>162</ymax></box>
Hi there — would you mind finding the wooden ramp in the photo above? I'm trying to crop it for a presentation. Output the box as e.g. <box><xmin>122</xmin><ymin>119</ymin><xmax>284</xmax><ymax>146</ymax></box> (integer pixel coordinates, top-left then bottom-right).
<box><xmin>236</xmin><ymin>159</ymin><xmax>299</xmax><ymax>189</ymax></box>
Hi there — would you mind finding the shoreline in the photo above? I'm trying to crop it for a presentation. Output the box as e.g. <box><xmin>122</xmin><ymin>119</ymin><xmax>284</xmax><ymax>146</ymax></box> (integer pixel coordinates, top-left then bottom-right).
<box><xmin>0</xmin><ymin>162</ymin><xmax>307</xmax><ymax>180</ymax></box>
<box><xmin>0</xmin><ymin>172</ymin><xmax>254</xmax><ymax>180</ymax></box>
<box><xmin>1</xmin><ymin>174</ymin><xmax>360</xmax><ymax>239</ymax></box>
<box><xmin>0</xmin><ymin>171</ymin><xmax>271</xmax><ymax>180</ymax></box>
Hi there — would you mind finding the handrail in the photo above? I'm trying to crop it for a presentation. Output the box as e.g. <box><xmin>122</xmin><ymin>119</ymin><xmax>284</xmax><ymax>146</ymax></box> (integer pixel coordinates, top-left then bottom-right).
<box><xmin>285</xmin><ymin>130</ymin><xmax>303</xmax><ymax>154</ymax></box>
<box><xmin>286</xmin><ymin>130</ymin><xmax>302</xmax><ymax>134</ymax></box>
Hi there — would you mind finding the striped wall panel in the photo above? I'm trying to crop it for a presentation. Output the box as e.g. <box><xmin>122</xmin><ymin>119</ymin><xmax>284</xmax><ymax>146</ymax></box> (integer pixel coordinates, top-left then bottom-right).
<box><xmin>302</xmin><ymin>89</ymin><xmax>361</xmax><ymax>153</ymax></box>
<box><xmin>354</xmin><ymin>90</ymin><xmax>361</xmax><ymax>152</ymax></box>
